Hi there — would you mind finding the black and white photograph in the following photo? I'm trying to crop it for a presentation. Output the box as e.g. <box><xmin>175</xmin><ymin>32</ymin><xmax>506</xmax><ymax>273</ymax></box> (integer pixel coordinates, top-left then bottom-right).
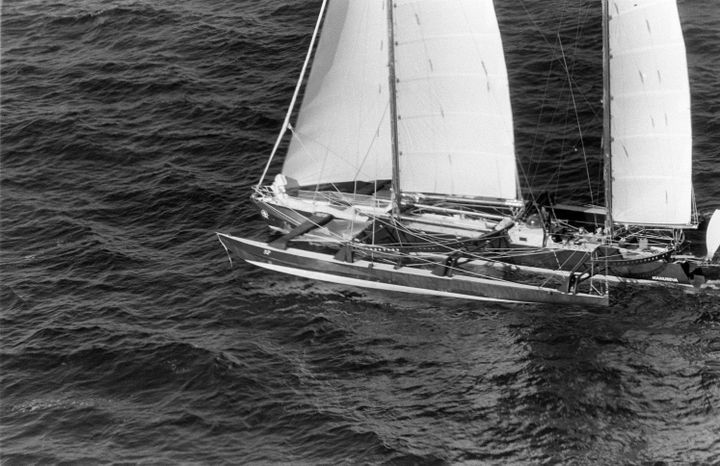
<box><xmin>2</xmin><ymin>0</ymin><xmax>719</xmax><ymax>463</ymax></box>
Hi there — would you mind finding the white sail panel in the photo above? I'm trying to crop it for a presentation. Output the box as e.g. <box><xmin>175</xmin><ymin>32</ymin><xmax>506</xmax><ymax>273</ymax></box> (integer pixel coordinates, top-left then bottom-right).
<box><xmin>392</xmin><ymin>0</ymin><xmax>518</xmax><ymax>201</ymax></box>
<box><xmin>609</xmin><ymin>0</ymin><xmax>692</xmax><ymax>226</ymax></box>
<box><xmin>282</xmin><ymin>0</ymin><xmax>392</xmax><ymax>187</ymax></box>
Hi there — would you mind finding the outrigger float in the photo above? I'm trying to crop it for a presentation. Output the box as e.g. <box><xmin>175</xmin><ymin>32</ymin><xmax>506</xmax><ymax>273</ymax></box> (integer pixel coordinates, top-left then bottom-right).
<box><xmin>217</xmin><ymin>232</ymin><xmax>609</xmax><ymax>306</ymax></box>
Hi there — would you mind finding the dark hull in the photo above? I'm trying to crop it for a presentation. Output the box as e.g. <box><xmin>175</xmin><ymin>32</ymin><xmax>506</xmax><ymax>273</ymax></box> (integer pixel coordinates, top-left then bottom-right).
<box><xmin>217</xmin><ymin>233</ymin><xmax>609</xmax><ymax>307</ymax></box>
<box><xmin>499</xmin><ymin>246</ymin><xmax>715</xmax><ymax>286</ymax></box>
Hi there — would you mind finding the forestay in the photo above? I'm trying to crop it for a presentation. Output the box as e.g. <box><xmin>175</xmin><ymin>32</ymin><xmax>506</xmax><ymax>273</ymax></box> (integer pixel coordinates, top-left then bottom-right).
<box><xmin>282</xmin><ymin>0</ymin><xmax>392</xmax><ymax>188</ymax></box>
<box><xmin>609</xmin><ymin>0</ymin><xmax>693</xmax><ymax>226</ymax></box>
<box><xmin>392</xmin><ymin>0</ymin><xmax>520</xmax><ymax>203</ymax></box>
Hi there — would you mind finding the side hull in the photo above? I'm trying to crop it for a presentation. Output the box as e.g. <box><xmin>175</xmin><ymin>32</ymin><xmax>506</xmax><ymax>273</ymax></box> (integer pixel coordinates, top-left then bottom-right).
<box><xmin>217</xmin><ymin>233</ymin><xmax>608</xmax><ymax>307</ymax></box>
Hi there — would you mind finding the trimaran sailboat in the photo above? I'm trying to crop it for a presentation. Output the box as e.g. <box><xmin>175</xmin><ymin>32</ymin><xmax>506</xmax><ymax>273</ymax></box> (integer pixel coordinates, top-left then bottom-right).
<box><xmin>218</xmin><ymin>0</ymin><xmax>720</xmax><ymax>306</ymax></box>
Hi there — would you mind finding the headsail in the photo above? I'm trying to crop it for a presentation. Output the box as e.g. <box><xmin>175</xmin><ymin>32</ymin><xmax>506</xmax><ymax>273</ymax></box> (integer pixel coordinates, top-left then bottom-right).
<box><xmin>282</xmin><ymin>0</ymin><xmax>392</xmax><ymax>188</ymax></box>
<box><xmin>392</xmin><ymin>0</ymin><xmax>520</xmax><ymax>203</ymax></box>
<box><xmin>608</xmin><ymin>0</ymin><xmax>693</xmax><ymax>227</ymax></box>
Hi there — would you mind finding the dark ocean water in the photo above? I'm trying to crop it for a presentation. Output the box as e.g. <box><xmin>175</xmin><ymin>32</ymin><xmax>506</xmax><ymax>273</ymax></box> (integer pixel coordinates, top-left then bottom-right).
<box><xmin>2</xmin><ymin>0</ymin><xmax>720</xmax><ymax>464</ymax></box>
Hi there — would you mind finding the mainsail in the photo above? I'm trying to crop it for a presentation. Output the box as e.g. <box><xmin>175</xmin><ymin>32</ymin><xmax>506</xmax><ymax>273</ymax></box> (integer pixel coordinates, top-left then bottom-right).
<box><xmin>608</xmin><ymin>0</ymin><xmax>693</xmax><ymax>226</ymax></box>
<box><xmin>282</xmin><ymin>0</ymin><xmax>519</xmax><ymax>205</ymax></box>
<box><xmin>393</xmin><ymin>0</ymin><xmax>519</xmax><ymax>202</ymax></box>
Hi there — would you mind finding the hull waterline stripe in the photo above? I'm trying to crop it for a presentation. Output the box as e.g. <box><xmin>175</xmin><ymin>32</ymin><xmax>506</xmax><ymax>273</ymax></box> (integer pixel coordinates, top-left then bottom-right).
<box><xmin>245</xmin><ymin>260</ymin><xmax>526</xmax><ymax>304</ymax></box>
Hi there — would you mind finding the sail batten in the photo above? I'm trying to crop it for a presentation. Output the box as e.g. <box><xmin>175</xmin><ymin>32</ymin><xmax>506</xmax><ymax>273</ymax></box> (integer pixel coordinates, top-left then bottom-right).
<box><xmin>611</xmin><ymin>44</ymin><xmax>685</xmax><ymax>56</ymax></box>
<box><xmin>608</xmin><ymin>0</ymin><xmax>693</xmax><ymax>227</ymax></box>
<box><xmin>399</xmin><ymin>33</ymin><xmax>502</xmax><ymax>42</ymax></box>
<box><xmin>399</xmin><ymin>73</ymin><xmax>503</xmax><ymax>80</ymax></box>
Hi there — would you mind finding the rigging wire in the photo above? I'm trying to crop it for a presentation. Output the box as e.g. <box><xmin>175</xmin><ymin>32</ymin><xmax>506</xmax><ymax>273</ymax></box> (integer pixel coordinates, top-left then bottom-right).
<box><xmin>557</xmin><ymin>33</ymin><xmax>595</xmax><ymax>206</ymax></box>
<box><xmin>516</xmin><ymin>0</ymin><xmax>604</xmax><ymax>205</ymax></box>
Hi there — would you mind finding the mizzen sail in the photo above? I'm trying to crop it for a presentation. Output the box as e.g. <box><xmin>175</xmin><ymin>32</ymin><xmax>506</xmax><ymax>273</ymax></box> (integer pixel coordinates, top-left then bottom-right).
<box><xmin>282</xmin><ymin>0</ymin><xmax>392</xmax><ymax>188</ymax></box>
<box><xmin>609</xmin><ymin>0</ymin><xmax>693</xmax><ymax>226</ymax></box>
<box><xmin>392</xmin><ymin>0</ymin><xmax>519</xmax><ymax>203</ymax></box>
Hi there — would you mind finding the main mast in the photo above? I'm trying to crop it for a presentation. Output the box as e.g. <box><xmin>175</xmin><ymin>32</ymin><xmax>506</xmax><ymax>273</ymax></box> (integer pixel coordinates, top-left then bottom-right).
<box><xmin>601</xmin><ymin>0</ymin><xmax>613</xmax><ymax>237</ymax></box>
<box><xmin>386</xmin><ymin>0</ymin><xmax>402</xmax><ymax>217</ymax></box>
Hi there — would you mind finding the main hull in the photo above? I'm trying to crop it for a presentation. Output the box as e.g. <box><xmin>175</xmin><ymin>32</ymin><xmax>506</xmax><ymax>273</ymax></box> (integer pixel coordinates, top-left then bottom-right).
<box><xmin>217</xmin><ymin>233</ymin><xmax>609</xmax><ymax>307</ymax></box>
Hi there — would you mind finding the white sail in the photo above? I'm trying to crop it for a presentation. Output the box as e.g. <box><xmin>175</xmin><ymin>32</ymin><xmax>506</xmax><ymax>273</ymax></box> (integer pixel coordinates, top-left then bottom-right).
<box><xmin>392</xmin><ymin>0</ymin><xmax>519</xmax><ymax>202</ymax></box>
<box><xmin>609</xmin><ymin>0</ymin><xmax>693</xmax><ymax>226</ymax></box>
<box><xmin>282</xmin><ymin>0</ymin><xmax>392</xmax><ymax>188</ymax></box>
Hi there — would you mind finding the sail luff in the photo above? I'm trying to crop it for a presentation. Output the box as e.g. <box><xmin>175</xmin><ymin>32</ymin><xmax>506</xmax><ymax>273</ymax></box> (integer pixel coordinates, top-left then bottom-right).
<box><xmin>608</xmin><ymin>0</ymin><xmax>693</xmax><ymax>227</ymax></box>
<box><xmin>257</xmin><ymin>0</ymin><xmax>328</xmax><ymax>189</ymax></box>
